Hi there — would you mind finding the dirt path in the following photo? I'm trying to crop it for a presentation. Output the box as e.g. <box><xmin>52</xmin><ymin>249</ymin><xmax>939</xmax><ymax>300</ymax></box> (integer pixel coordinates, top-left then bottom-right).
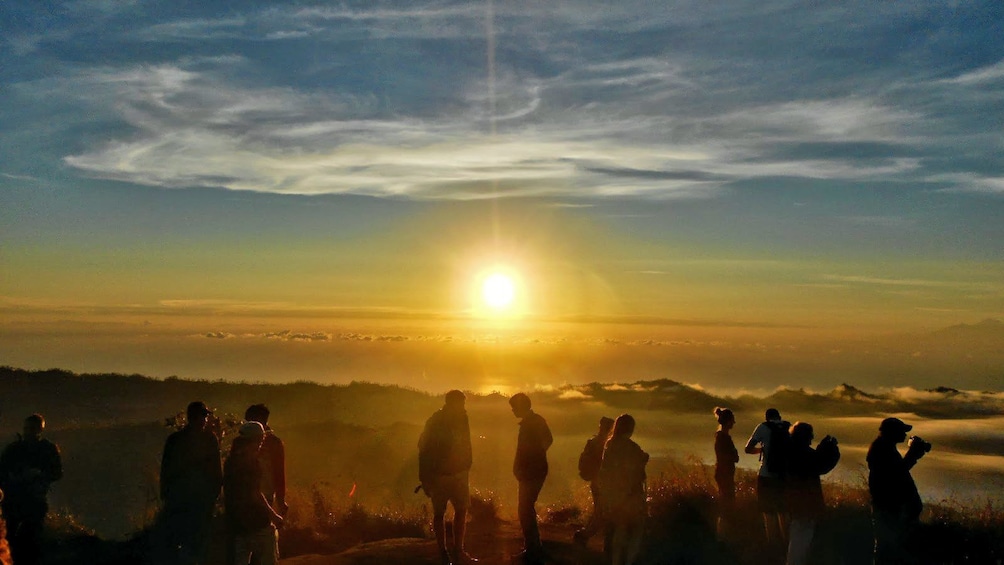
<box><xmin>280</xmin><ymin>521</ymin><xmax>608</xmax><ymax>565</ymax></box>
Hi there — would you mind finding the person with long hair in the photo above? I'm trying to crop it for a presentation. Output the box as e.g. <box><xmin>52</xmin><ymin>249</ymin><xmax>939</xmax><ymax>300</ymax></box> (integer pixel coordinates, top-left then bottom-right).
<box><xmin>713</xmin><ymin>407</ymin><xmax>739</xmax><ymax>540</ymax></box>
<box><xmin>598</xmin><ymin>414</ymin><xmax>649</xmax><ymax>565</ymax></box>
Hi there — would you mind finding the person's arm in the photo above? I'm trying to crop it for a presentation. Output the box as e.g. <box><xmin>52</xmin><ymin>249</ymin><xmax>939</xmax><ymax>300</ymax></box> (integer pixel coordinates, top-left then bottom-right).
<box><xmin>813</xmin><ymin>437</ymin><xmax>840</xmax><ymax>475</ymax></box>
<box><xmin>160</xmin><ymin>435</ymin><xmax>175</xmax><ymax>500</ymax></box>
<box><xmin>209</xmin><ymin>435</ymin><xmax>223</xmax><ymax>495</ymax></box>
<box><xmin>903</xmin><ymin>440</ymin><xmax>926</xmax><ymax>470</ymax></box>
<box><xmin>259</xmin><ymin>491</ymin><xmax>284</xmax><ymax>527</ymax></box>
<box><xmin>540</xmin><ymin>417</ymin><xmax>553</xmax><ymax>451</ymax></box>
<box><xmin>272</xmin><ymin>437</ymin><xmax>288</xmax><ymax>514</ymax></box>
<box><xmin>45</xmin><ymin>441</ymin><xmax>63</xmax><ymax>482</ymax></box>
<box><xmin>461</xmin><ymin>414</ymin><xmax>473</xmax><ymax>470</ymax></box>
<box><xmin>418</xmin><ymin>415</ymin><xmax>432</xmax><ymax>452</ymax></box>
<box><xmin>744</xmin><ymin>424</ymin><xmax>763</xmax><ymax>455</ymax></box>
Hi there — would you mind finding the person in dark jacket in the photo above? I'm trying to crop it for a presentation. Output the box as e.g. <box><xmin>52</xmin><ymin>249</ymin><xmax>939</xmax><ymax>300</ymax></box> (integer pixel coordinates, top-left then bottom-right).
<box><xmin>225</xmin><ymin>421</ymin><xmax>284</xmax><ymax>565</ymax></box>
<box><xmin>510</xmin><ymin>393</ymin><xmax>552</xmax><ymax>565</ymax></box>
<box><xmin>867</xmin><ymin>417</ymin><xmax>928</xmax><ymax>565</ymax></box>
<box><xmin>598</xmin><ymin>414</ymin><xmax>648</xmax><ymax>565</ymax></box>
<box><xmin>419</xmin><ymin>390</ymin><xmax>477</xmax><ymax>565</ymax></box>
<box><xmin>573</xmin><ymin>416</ymin><xmax>615</xmax><ymax>548</ymax></box>
<box><xmin>159</xmin><ymin>401</ymin><xmax>223</xmax><ymax>565</ymax></box>
<box><xmin>713</xmin><ymin>407</ymin><xmax>739</xmax><ymax>540</ymax></box>
<box><xmin>0</xmin><ymin>414</ymin><xmax>62</xmax><ymax>565</ymax></box>
<box><xmin>784</xmin><ymin>422</ymin><xmax>839</xmax><ymax>565</ymax></box>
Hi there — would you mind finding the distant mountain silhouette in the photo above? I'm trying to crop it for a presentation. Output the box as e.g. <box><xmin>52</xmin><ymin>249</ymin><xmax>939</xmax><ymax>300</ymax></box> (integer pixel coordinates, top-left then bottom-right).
<box><xmin>828</xmin><ymin>383</ymin><xmax>881</xmax><ymax>402</ymax></box>
<box><xmin>1</xmin><ymin>365</ymin><xmax>1001</xmax><ymax>433</ymax></box>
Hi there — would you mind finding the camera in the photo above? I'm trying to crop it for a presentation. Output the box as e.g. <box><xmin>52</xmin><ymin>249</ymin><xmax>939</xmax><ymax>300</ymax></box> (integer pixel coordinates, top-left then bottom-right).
<box><xmin>908</xmin><ymin>436</ymin><xmax>932</xmax><ymax>453</ymax></box>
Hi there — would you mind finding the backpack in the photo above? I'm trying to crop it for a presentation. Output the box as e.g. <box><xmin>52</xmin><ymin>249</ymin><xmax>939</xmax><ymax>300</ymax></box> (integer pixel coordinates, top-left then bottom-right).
<box><xmin>578</xmin><ymin>436</ymin><xmax>604</xmax><ymax>481</ymax></box>
<box><xmin>763</xmin><ymin>420</ymin><xmax>791</xmax><ymax>477</ymax></box>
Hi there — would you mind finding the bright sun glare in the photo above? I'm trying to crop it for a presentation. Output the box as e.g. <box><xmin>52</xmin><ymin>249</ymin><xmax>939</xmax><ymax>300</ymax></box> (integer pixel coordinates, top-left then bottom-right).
<box><xmin>482</xmin><ymin>272</ymin><xmax>516</xmax><ymax>311</ymax></box>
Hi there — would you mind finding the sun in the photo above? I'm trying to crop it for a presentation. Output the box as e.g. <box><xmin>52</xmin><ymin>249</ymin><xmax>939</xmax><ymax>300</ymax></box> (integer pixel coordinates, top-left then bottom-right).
<box><xmin>482</xmin><ymin>272</ymin><xmax>516</xmax><ymax>311</ymax></box>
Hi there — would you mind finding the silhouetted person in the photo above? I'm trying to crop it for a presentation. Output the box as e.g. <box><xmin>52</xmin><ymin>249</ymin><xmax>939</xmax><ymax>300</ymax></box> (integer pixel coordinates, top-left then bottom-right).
<box><xmin>159</xmin><ymin>401</ymin><xmax>223</xmax><ymax>565</ymax></box>
<box><xmin>510</xmin><ymin>393</ymin><xmax>552</xmax><ymax>565</ymax></box>
<box><xmin>713</xmin><ymin>407</ymin><xmax>738</xmax><ymax>540</ymax></box>
<box><xmin>418</xmin><ymin>390</ymin><xmax>477</xmax><ymax>565</ymax></box>
<box><xmin>574</xmin><ymin>416</ymin><xmax>614</xmax><ymax>548</ymax></box>
<box><xmin>243</xmin><ymin>404</ymin><xmax>287</xmax><ymax>565</ymax></box>
<box><xmin>225</xmin><ymin>422</ymin><xmax>284</xmax><ymax>565</ymax></box>
<box><xmin>868</xmin><ymin>417</ymin><xmax>928</xmax><ymax>565</ymax></box>
<box><xmin>784</xmin><ymin>422</ymin><xmax>839</xmax><ymax>565</ymax></box>
<box><xmin>0</xmin><ymin>414</ymin><xmax>62</xmax><ymax>565</ymax></box>
<box><xmin>745</xmin><ymin>407</ymin><xmax>791</xmax><ymax>550</ymax></box>
<box><xmin>598</xmin><ymin>414</ymin><xmax>648</xmax><ymax>565</ymax></box>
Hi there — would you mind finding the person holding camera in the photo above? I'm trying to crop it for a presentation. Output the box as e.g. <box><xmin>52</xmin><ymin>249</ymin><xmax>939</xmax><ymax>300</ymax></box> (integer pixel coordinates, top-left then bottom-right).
<box><xmin>784</xmin><ymin>422</ymin><xmax>839</xmax><ymax>565</ymax></box>
<box><xmin>867</xmin><ymin>417</ymin><xmax>930</xmax><ymax>565</ymax></box>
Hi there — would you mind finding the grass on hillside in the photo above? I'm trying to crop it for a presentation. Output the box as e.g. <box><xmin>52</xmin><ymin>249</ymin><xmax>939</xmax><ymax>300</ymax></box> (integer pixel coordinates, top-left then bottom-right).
<box><xmin>543</xmin><ymin>460</ymin><xmax>1004</xmax><ymax>565</ymax></box>
<box><xmin>36</xmin><ymin>462</ymin><xmax>1004</xmax><ymax>564</ymax></box>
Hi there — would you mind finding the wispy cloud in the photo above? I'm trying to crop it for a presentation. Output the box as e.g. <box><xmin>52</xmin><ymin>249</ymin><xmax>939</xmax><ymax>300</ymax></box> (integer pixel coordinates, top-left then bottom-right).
<box><xmin>941</xmin><ymin>60</ymin><xmax>1004</xmax><ymax>85</ymax></box>
<box><xmin>15</xmin><ymin>0</ymin><xmax>987</xmax><ymax>202</ymax></box>
<box><xmin>2</xmin><ymin>0</ymin><xmax>1002</xmax><ymax>294</ymax></box>
<box><xmin>933</xmin><ymin>174</ymin><xmax>1004</xmax><ymax>194</ymax></box>
<box><xmin>821</xmin><ymin>275</ymin><xmax>997</xmax><ymax>290</ymax></box>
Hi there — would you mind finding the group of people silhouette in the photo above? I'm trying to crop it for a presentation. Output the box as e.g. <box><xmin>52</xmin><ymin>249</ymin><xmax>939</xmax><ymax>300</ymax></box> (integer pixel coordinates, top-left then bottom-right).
<box><xmin>0</xmin><ymin>395</ymin><xmax>931</xmax><ymax>565</ymax></box>
<box><xmin>417</xmin><ymin>391</ymin><xmax>650</xmax><ymax>565</ymax></box>
<box><xmin>711</xmin><ymin>407</ymin><xmax>930</xmax><ymax>565</ymax></box>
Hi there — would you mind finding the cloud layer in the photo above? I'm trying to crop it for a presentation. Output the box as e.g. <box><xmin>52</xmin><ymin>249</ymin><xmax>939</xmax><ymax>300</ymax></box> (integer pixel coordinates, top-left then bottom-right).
<box><xmin>3</xmin><ymin>1</ymin><xmax>1001</xmax><ymax>199</ymax></box>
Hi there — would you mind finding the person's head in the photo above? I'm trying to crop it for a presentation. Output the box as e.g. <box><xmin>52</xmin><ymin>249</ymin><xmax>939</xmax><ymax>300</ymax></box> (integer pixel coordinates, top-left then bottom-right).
<box><xmin>598</xmin><ymin>416</ymin><xmax>615</xmax><ymax>436</ymax></box>
<box><xmin>714</xmin><ymin>407</ymin><xmax>735</xmax><ymax>430</ymax></box>
<box><xmin>186</xmin><ymin>401</ymin><xmax>212</xmax><ymax>430</ymax></box>
<box><xmin>878</xmin><ymin>417</ymin><xmax>912</xmax><ymax>443</ymax></box>
<box><xmin>23</xmin><ymin>414</ymin><xmax>44</xmax><ymax>440</ymax></box>
<box><xmin>509</xmin><ymin>393</ymin><xmax>532</xmax><ymax>418</ymax></box>
<box><xmin>790</xmin><ymin>421</ymin><xmax>813</xmax><ymax>447</ymax></box>
<box><xmin>765</xmin><ymin>408</ymin><xmax>781</xmax><ymax>422</ymax></box>
<box><xmin>444</xmin><ymin>389</ymin><xmax>466</xmax><ymax>413</ymax></box>
<box><xmin>236</xmin><ymin>421</ymin><xmax>266</xmax><ymax>452</ymax></box>
<box><xmin>611</xmin><ymin>414</ymin><xmax>636</xmax><ymax>438</ymax></box>
<box><xmin>244</xmin><ymin>404</ymin><xmax>270</xmax><ymax>426</ymax></box>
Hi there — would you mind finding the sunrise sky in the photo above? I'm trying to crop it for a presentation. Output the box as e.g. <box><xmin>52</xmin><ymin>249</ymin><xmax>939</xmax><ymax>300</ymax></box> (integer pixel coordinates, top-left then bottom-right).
<box><xmin>2</xmin><ymin>1</ymin><xmax>1002</xmax><ymax>389</ymax></box>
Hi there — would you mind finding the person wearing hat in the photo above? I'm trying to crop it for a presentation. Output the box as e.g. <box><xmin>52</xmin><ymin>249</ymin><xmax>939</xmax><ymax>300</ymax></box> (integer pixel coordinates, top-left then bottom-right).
<box><xmin>159</xmin><ymin>401</ymin><xmax>223</xmax><ymax>565</ymax></box>
<box><xmin>225</xmin><ymin>421</ymin><xmax>284</xmax><ymax>565</ymax></box>
<box><xmin>867</xmin><ymin>417</ymin><xmax>929</xmax><ymax>564</ymax></box>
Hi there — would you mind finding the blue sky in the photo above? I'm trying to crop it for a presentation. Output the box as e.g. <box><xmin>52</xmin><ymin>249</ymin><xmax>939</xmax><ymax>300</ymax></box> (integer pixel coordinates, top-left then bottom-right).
<box><xmin>1</xmin><ymin>1</ymin><xmax>1003</xmax><ymax>385</ymax></box>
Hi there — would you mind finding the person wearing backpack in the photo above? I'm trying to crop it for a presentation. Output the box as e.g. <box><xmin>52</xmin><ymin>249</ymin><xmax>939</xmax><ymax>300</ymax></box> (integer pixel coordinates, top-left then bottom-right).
<box><xmin>419</xmin><ymin>390</ymin><xmax>477</xmax><ymax>565</ymax></box>
<box><xmin>598</xmin><ymin>414</ymin><xmax>649</xmax><ymax>565</ymax></box>
<box><xmin>573</xmin><ymin>416</ymin><xmax>614</xmax><ymax>548</ymax></box>
<box><xmin>744</xmin><ymin>408</ymin><xmax>791</xmax><ymax>553</ymax></box>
